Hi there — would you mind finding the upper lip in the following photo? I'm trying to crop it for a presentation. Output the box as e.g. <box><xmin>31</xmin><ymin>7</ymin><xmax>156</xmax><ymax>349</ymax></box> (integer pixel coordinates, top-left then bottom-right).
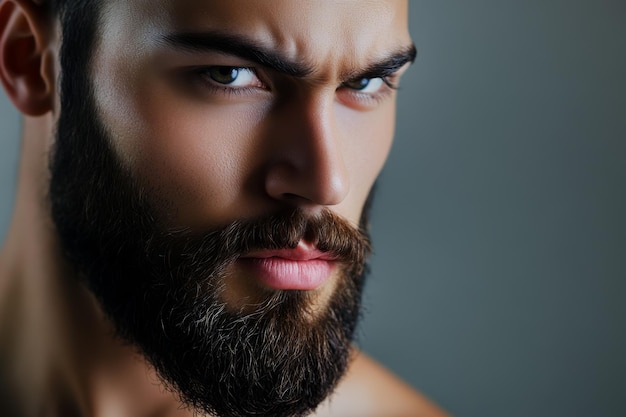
<box><xmin>241</xmin><ymin>242</ymin><xmax>337</xmax><ymax>261</ymax></box>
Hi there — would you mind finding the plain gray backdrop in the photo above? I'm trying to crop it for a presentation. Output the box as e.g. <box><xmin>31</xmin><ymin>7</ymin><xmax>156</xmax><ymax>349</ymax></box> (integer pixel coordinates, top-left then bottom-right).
<box><xmin>1</xmin><ymin>2</ymin><xmax>625</xmax><ymax>417</ymax></box>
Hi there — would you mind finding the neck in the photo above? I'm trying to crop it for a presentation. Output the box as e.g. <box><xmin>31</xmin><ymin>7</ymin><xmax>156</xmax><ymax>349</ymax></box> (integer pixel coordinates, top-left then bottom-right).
<box><xmin>0</xmin><ymin>115</ymin><xmax>191</xmax><ymax>417</ymax></box>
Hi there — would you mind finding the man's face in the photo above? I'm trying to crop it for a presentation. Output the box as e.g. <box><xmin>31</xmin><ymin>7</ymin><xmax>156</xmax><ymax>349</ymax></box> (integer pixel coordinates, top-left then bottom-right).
<box><xmin>93</xmin><ymin>0</ymin><xmax>411</xmax><ymax>244</ymax></box>
<box><xmin>50</xmin><ymin>1</ymin><xmax>412</xmax><ymax>416</ymax></box>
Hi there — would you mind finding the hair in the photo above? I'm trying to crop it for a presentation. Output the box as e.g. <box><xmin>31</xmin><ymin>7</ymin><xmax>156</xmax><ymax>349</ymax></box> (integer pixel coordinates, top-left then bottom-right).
<box><xmin>46</xmin><ymin>0</ymin><xmax>98</xmax><ymax>28</ymax></box>
<box><xmin>47</xmin><ymin>0</ymin><xmax>94</xmax><ymax>17</ymax></box>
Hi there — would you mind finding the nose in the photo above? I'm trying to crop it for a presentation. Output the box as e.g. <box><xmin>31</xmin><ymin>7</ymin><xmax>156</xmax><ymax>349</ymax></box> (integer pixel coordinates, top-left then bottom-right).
<box><xmin>264</xmin><ymin>94</ymin><xmax>349</xmax><ymax>207</ymax></box>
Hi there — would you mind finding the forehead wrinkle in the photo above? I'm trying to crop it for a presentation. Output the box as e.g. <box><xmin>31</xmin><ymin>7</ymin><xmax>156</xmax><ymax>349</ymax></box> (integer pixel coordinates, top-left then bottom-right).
<box><xmin>285</xmin><ymin>2</ymin><xmax>409</xmax><ymax>83</ymax></box>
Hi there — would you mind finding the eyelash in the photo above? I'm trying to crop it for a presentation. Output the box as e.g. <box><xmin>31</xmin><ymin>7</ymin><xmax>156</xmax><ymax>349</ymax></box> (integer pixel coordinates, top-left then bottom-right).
<box><xmin>337</xmin><ymin>74</ymin><xmax>401</xmax><ymax>109</ymax></box>
<box><xmin>188</xmin><ymin>66</ymin><xmax>400</xmax><ymax>105</ymax></box>
<box><xmin>347</xmin><ymin>77</ymin><xmax>399</xmax><ymax>102</ymax></box>
<box><xmin>189</xmin><ymin>66</ymin><xmax>267</xmax><ymax>98</ymax></box>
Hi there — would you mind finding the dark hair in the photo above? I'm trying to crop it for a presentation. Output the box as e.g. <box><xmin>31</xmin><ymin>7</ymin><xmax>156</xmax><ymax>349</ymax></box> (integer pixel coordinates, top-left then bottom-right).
<box><xmin>46</xmin><ymin>0</ymin><xmax>102</xmax><ymax>139</ymax></box>
<box><xmin>46</xmin><ymin>0</ymin><xmax>96</xmax><ymax>26</ymax></box>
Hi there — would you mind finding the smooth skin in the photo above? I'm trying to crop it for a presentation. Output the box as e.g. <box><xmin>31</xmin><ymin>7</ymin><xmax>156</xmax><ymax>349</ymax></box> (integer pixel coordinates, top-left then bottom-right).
<box><xmin>0</xmin><ymin>0</ymin><xmax>450</xmax><ymax>416</ymax></box>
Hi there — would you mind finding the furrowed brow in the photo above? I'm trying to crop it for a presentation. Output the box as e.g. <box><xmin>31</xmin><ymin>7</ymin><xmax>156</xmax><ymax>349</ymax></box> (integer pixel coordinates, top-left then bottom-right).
<box><xmin>346</xmin><ymin>44</ymin><xmax>417</xmax><ymax>81</ymax></box>
<box><xmin>160</xmin><ymin>31</ymin><xmax>313</xmax><ymax>77</ymax></box>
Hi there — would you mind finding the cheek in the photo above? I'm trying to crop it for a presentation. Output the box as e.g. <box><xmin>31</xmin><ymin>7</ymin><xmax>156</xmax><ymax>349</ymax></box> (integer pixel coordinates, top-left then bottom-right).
<box><xmin>97</xmin><ymin>70</ymin><xmax>267</xmax><ymax>228</ymax></box>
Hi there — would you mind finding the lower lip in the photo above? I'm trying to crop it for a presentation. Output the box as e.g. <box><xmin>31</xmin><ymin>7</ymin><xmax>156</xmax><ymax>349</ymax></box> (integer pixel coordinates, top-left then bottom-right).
<box><xmin>238</xmin><ymin>258</ymin><xmax>334</xmax><ymax>290</ymax></box>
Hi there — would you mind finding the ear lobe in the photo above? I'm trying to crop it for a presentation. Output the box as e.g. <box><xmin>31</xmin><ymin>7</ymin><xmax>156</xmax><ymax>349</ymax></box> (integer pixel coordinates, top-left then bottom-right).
<box><xmin>0</xmin><ymin>0</ymin><xmax>55</xmax><ymax>116</ymax></box>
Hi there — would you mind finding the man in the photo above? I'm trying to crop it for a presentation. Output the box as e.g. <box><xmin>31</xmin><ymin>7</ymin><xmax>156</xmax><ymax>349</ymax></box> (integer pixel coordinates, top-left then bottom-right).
<box><xmin>0</xmin><ymin>0</ymin><xmax>449</xmax><ymax>416</ymax></box>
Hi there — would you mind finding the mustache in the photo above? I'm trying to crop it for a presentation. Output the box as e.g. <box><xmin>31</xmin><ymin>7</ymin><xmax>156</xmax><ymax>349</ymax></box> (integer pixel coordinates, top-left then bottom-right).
<box><xmin>149</xmin><ymin>208</ymin><xmax>371</xmax><ymax>278</ymax></box>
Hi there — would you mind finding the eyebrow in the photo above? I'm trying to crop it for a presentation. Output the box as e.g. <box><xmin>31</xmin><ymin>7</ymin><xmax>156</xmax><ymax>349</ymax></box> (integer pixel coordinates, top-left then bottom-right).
<box><xmin>161</xmin><ymin>31</ymin><xmax>313</xmax><ymax>77</ymax></box>
<box><xmin>160</xmin><ymin>31</ymin><xmax>416</xmax><ymax>81</ymax></box>
<box><xmin>348</xmin><ymin>45</ymin><xmax>417</xmax><ymax>82</ymax></box>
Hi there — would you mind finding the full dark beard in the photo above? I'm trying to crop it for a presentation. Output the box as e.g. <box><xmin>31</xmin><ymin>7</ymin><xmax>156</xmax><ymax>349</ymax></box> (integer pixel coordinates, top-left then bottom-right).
<box><xmin>49</xmin><ymin>10</ymin><xmax>372</xmax><ymax>417</ymax></box>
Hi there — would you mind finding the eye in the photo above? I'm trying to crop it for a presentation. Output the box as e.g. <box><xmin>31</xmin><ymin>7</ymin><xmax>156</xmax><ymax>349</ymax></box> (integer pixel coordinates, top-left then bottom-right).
<box><xmin>343</xmin><ymin>77</ymin><xmax>386</xmax><ymax>94</ymax></box>
<box><xmin>202</xmin><ymin>66</ymin><xmax>261</xmax><ymax>88</ymax></box>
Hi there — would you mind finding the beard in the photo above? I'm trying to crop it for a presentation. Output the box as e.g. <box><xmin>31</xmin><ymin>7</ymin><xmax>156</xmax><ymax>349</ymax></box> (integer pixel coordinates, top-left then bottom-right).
<box><xmin>48</xmin><ymin>21</ymin><xmax>373</xmax><ymax>417</ymax></box>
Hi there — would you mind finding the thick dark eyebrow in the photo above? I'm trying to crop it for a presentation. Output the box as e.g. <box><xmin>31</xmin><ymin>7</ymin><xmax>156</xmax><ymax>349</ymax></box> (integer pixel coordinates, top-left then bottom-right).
<box><xmin>347</xmin><ymin>45</ymin><xmax>417</xmax><ymax>82</ymax></box>
<box><xmin>160</xmin><ymin>31</ymin><xmax>416</xmax><ymax>81</ymax></box>
<box><xmin>160</xmin><ymin>31</ymin><xmax>313</xmax><ymax>77</ymax></box>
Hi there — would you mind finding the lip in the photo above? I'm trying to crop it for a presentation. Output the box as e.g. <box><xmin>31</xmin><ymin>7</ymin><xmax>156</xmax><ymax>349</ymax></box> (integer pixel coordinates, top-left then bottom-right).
<box><xmin>239</xmin><ymin>242</ymin><xmax>337</xmax><ymax>290</ymax></box>
<box><xmin>241</xmin><ymin>246</ymin><xmax>337</xmax><ymax>262</ymax></box>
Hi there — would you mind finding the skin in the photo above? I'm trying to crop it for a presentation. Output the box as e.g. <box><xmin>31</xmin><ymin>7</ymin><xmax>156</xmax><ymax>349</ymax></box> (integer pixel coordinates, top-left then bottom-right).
<box><xmin>0</xmin><ymin>0</ymin><xmax>451</xmax><ymax>416</ymax></box>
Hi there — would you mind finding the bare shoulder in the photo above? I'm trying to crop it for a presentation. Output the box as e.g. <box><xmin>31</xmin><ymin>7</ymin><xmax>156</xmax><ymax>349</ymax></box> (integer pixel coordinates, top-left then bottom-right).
<box><xmin>312</xmin><ymin>350</ymin><xmax>451</xmax><ymax>417</ymax></box>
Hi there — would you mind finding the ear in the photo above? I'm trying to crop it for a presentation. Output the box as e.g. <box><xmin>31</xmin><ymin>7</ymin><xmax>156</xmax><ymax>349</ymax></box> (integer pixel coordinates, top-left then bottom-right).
<box><xmin>0</xmin><ymin>0</ymin><xmax>56</xmax><ymax>116</ymax></box>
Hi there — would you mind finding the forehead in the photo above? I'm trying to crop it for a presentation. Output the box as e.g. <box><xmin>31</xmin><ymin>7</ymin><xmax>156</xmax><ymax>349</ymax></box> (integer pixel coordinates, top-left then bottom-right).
<box><xmin>99</xmin><ymin>0</ymin><xmax>411</xmax><ymax>74</ymax></box>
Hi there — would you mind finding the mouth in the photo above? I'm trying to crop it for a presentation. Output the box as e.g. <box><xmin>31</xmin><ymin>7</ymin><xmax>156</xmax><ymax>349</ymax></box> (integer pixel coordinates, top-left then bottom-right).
<box><xmin>238</xmin><ymin>242</ymin><xmax>338</xmax><ymax>290</ymax></box>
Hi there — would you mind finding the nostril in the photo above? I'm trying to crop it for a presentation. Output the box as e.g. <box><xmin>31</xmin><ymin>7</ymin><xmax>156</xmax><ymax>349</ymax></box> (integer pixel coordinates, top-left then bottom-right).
<box><xmin>265</xmin><ymin>172</ymin><xmax>348</xmax><ymax>207</ymax></box>
<box><xmin>283</xmin><ymin>192</ymin><xmax>308</xmax><ymax>202</ymax></box>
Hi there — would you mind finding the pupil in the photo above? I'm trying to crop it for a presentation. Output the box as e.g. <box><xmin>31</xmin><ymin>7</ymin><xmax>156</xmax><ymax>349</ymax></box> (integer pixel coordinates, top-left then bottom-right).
<box><xmin>346</xmin><ymin>78</ymin><xmax>370</xmax><ymax>91</ymax></box>
<box><xmin>357</xmin><ymin>78</ymin><xmax>370</xmax><ymax>89</ymax></box>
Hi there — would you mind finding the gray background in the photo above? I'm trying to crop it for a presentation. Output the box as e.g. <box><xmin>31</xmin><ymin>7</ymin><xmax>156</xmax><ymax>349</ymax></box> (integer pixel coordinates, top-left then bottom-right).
<box><xmin>1</xmin><ymin>1</ymin><xmax>625</xmax><ymax>416</ymax></box>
